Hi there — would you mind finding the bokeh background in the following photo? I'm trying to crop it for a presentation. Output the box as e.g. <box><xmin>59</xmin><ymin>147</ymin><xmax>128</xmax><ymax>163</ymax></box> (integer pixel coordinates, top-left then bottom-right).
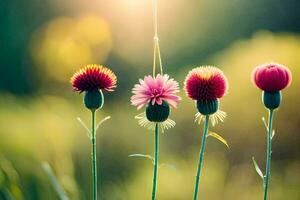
<box><xmin>0</xmin><ymin>0</ymin><xmax>299</xmax><ymax>199</ymax></box>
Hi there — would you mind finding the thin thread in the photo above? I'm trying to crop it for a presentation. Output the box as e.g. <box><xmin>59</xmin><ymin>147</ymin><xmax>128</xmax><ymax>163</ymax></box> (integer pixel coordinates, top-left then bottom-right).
<box><xmin>156</xmin><ymin>41</ymin><xmax>163</xmax><ymax>74</ymax></box>
<box><xmin>152</xmin><ymin>0</ymin><xmax>163</xmax><ymax>76</ymax></box>
<box><xmin>153</xmin><ymin>42</ymin><xmax>157</xmax><ymax>77</ymax></box>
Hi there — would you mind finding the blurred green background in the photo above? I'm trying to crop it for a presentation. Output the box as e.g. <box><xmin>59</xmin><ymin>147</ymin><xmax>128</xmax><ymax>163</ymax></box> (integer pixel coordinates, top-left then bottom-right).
<box><xmin>0</xmin><ymin>0</ymin><xmax>299</xmax><ymax>199</ymax></box>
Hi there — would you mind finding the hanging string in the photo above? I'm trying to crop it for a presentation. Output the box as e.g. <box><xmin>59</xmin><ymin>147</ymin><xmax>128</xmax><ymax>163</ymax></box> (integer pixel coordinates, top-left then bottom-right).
<box><xmin>152</xmin><ymin>0</ymin><xmax>163</xmax><ymax>77</ymax></box>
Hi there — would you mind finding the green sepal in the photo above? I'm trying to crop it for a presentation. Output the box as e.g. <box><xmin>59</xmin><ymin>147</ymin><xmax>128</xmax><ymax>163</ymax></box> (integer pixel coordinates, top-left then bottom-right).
<box><xmin>84</xmin><ymin>89</ymin><xmax>104</xmax><ymax>110</ymax></box>
<box><xmin>146</xmin><ymin>101</ymin><xmax>170</xmax><ymax>122</ymax></box>
<box><xmin>263</xmin><ymin>91</ymin><xmax>281</xmax><ymax>109</ymax></box>
<box><xmin>196</xmin><ymin>99</ymin><xmax>219</xmax><ymax>115</ymax></box>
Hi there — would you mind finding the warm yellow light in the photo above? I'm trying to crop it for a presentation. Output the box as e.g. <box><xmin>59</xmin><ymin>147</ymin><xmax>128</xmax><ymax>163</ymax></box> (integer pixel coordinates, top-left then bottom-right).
<box><xmin>123</xmin><ymin>0</ymin><xmax>148</xmax><ymax>8</ymax></box>
<box><xmin>29</xmin><ymin>14</ymin><xmax>113</xmax><ymax>82</ymax></box>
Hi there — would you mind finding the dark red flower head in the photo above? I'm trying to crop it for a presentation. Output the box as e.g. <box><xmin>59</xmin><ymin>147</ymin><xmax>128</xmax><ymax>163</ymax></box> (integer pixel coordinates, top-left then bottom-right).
<box><xmin>71</xmin><ymin>64</ymin><xmax>117</xmax><ymax>92</ymax></box>
<box><xmin>252</xmin><ymin>62</ymin><xmax>292</xmax><ymax>92</ymax></box>
<box><xmin>184</xmin><ymin>66</ymin><xmax>228</xmax><ymax>101</ymax></box>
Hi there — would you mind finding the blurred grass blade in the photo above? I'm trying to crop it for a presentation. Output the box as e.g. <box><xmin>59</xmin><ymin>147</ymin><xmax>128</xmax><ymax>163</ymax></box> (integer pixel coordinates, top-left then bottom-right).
<box><xmin>1</xmin><ymin>188</ymin><xmax>16</xmax><ymax>200</ymax></box>
<box><xmin>207</xmin><ymin>131</ymin><xmax>229</xmax><ymax>148</ymax></box>
<box><xmin>42</xmin><ymin>162</ymin><xmax>70</xmax><ymax>200</ymax></box>
<box><xmin>252</xmin><ymin>157</ymin><xmax>264</xmax><ymax>179</ymax></box>
<box><xmin>128</xmin><ymin>154</ymin><xmax>154</xmax><ymax>163</ymax></box>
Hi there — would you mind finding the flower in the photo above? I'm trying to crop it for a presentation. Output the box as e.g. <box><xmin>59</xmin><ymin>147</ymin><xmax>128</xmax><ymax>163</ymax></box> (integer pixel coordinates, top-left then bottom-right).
<box><xmin>131</xmin><ymin>74</ymin><xmax>181</xmax><ymax>131</ymax></box>
<box><xmin>252</xmin><ymin>62</ymin><xmax>292</xmax><ymax>92</ymax></box>
<box><xmin>71</xmin><ymin>64</ymin><xmax>117</xmax><ymax>92</ymax></box>
<box><xmin>252</xmin><ymin>62</ymin><xmax>292</xmax><ymax>109</ymax></box>
<box><xmin>71</xmin><ymin>64</ymin><xmax>117</xmax><ymax>110</ymax></box>
<box><xmin>184</xmin><ymin>66</ymin><xmax>228</xmax><ymax>101</ymax></box>
<box><xmin>131</xmin><ymin>74</ymin><xmax>181</xmax><ymax>110</ymax></box>
<box><xmin>184</xmin><ymin>66</ymin><xmax>228</xmax><ymax>125</ymax></box>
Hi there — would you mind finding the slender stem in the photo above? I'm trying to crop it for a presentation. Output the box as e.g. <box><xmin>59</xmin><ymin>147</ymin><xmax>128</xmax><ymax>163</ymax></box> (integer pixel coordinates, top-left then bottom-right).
<box><xmin>152</xmin><ymin>0</ymin><xmax>158</xmax><ymax>38</ymax></box>
<box><xmin>264</xmin><ymin>109</ymin><xmax>274</xmax><ymax>200</ymax></box>
<box><xmin>193</xmin><ymin>115</ymin><xmax>210</xmax><ymax>200</ymax></box>
<box><xmin>152</xmin><ymin>0</ymin><xmax>163</xmax><ymax>76</ymax></box>
<box><xmin>152</xmin><ymin>123</ymin><xmax>159</xmax><ymax>200</ymax></box>
<box><xmin>156</xmin><ymin>40</ymin><xmax>163</xmax><ymax>74</ymax></box>
<box><xmin>91</xmin><ymin>110</ymin><xmax>97</xmax><ymax>200</ymax></box>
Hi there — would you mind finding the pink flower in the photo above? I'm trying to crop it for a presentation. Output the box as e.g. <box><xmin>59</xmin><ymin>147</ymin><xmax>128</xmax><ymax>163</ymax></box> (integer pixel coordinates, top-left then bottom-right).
<box><xmin>184</xmin><ymin>66</ymin><xmax>228</xmax><ymax>101</ymax></box>
<box><xmin>252</xmin><ymin>63</ymin><xmax>292</xmax><ymax>92</ymax></box>
<box><xmin>131</xmin><ymin>74</ymin><xmax>181</xmax><ymax>110</ymax></box>
<box><xmin>71</xmin><ymin>64</ymin><xmax>117</xmax><ymax>92</ymax></box>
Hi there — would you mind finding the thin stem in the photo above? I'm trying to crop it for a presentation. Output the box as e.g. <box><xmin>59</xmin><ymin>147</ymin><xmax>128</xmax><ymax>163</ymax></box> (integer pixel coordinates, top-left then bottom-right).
<box><xmin>152</xmin><ymin>123</ymin><xmax>159</xmax><ymax>200</ymax></box>
<box><xmin>264</xmin><ymin>109</ymin><xmax>274</xmax><ymax>200</ymax></box>
<box><xmin>152</xmin><ymin>0</ymin><xmax>158</xmax><ymax>38</ymax></box>
<box><xmin>156</xmin><ymin>41</ymin><xmax>163</xmax><ymax>74</ymax></box>
<box><xmin>91</xmin><ymin>110</ymin><xmax>97</xmax><ymax>200</ymax></box>
<box><xmin>153</xmin><ymin>41</ymin><xmax>157</xmax><ymax>77</ymax></box>
<box><xmin>193</xmin><ymin>115</ymin><xmax>210</xmax><ymax>200</ymax></box>
<box><xmin>42</xmin><ymin>162</ymin><xmax>69</xmax><ymax>200</ymax></box>
<box><xmin>152</xmin><ymin>0</ymin><xmax>163</xmax><ymax>76</ymax></box>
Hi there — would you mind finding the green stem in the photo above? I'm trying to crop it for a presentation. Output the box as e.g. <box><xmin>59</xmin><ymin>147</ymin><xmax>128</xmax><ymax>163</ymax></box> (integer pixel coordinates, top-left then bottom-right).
<box><xmin>91</xmin><ymin>110</ymin><xmax>97</xmax><ymax>200</ymax></box>
<box><xmin>152</xmin><ymin>123</ymin><xmax>159</xmax><ymax>200</ymax></box>
<box><xmin>264</xmin><ymin>109</ymin><xmax>274</xmax><ymax>200</ymax></box>
<box><xmin>193</xmin><ymin>115</ymin><xmax>210</xmax><ymax>200</ymax></box>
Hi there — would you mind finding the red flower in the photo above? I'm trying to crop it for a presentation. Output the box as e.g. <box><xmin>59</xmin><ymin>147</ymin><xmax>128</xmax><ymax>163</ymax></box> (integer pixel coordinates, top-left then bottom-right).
<box><xmin>252</xmin><ymin>63</ymin><xmax>292</xmax><ymax>92</ymax></box>
<box><xmin>71</xmin><ymin>64</ymin><xmax>117</xmax><ymax>92</ymax></box>
<box><xmin>184</xmin><ymin>66</ymin><xmax>228</xmax><ymax>101</ymax></box>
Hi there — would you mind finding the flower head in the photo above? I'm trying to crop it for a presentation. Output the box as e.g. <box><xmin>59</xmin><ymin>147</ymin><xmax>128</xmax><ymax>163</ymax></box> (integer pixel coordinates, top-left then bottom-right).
<box><xmin>71</xmin><ymin>64</ymin><xmax>117</xmax><ymax>92</ymax></box>
<box><xmin>184</xmin><ymin>66</ymin><xmax>228</xmax><ymax>101</ymax></box>
<box><xmin>131</xmin><ymin>74</ymin><xmax>181</xmax><ymax>110</ymax></box>
<box><xmin>252</xmin><ymin>62</ymin><xmax>292</xmax><ymax>92</ymax></box>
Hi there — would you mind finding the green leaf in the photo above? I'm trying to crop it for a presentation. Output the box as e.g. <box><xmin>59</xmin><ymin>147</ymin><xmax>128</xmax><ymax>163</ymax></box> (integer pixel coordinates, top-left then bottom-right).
<box><xmin>0</xmin><ymin>170</ymin><xmax>5</xmax><ymax>186</ymax></box>
<box><xmin>262</xmin><ymin>117</ymin><xmax>268</xmax><ymax>131</ymax></box>
<box><xmin>252</xmin><ymin>157</ymin><xmax>264</xmax><ymax>179</ymax></box>
<box><xmin>96</xmin><ymin>116</ymin><xmax>111</xmax><ymax>133</ymax></box>
<box><xmin>77</xmin><ymin>117</ymin><xmax>91</xmax><ymax>138</ymax></box>
<box><xmin>1</xmin><ymin>188</ymin><xmax>16</xmax><ymax>200</ymax></box>
<box><xmin>128</xmin><ymin>154</ymin><xmax>154</xmax><ymax>162</ymax></box>
<box><xmin>207</xmin><ymin>131</ymin><xmax>229</xmax><ymax>148</ymax></box>
<box><xmin>271</xmin><ymin>130</ymin><xmax>275</xmax><ymax>139</ymax></box>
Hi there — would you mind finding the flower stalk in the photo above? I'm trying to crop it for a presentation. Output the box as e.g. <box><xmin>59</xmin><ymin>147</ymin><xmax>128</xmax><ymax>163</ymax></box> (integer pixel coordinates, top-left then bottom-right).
<box><xmin>263</xmin><ymin>109</ymin><xmax>274</xmax><ymax>200</ymax></box>
<box><xmin>251</xmin><ymin>62</ymin><xmax>292</xmax><ymax>199</ymax></box>
<box><xmin>91</xmin><ymin>110</ymin><xmax>97</xmax><ymax>200</ymax></box>
<box><xmin>184</xmin><ymin>66</ymin><xmax>228</xmax><ymax>199</ymax></box>
<box><xmin>71</xmin><ymin>64</ymin><xmax>117</xmax><ymax>200</ymax></box>
<box><xmin>193</xmin><ymin>115</ymin><xmax>209</xmax><ymax>200</ymax></box>
<box><xmin>152</xmin><ymin>123</ymin><xmax>159</xmax><ymax>200</ymax></box>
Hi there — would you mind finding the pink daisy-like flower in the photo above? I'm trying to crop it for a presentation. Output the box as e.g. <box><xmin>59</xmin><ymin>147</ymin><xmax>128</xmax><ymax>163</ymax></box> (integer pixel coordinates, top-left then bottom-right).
<box><xmin>131</xmin><ymin>74</ymin><xmax>181</xmax><ymax>110</ymax></box>
<box><xmin>252</xmin><ymin>62</ymin><xmax>292</xmax><ymax>92</ymax></box>
<box><xmin>184</xmin><ymin>66</ymin><xmax>228</xmax><ymax>101</ymax></box>
<box><xmin>71</xmin><ymin>64</ymin><xmax>117</xmax><ymax>92</ymax></box>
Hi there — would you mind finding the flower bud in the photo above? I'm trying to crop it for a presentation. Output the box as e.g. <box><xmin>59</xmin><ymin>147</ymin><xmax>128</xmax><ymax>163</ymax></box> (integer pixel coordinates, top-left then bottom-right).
<box><xmin>146</xmin><ymin>101</ymin><xmax>170</xmax><ymax>122</ymax></box>
<box><xmin>263</xmin><ymin>91</ymin><xmax>281</xmax><ymax>109</ymax></box>
<box><xmin>196</xmin><ymin>99</ymin><xmax>219</xmax><ymax>115</ymax></box>
<box><xmin>84</xmin><ymin>90</ymin><xmax>104</xmax><ymax>110</ymax></box>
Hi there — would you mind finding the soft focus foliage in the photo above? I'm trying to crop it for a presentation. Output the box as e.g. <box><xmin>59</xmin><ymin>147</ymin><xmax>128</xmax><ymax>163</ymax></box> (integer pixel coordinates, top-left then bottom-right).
<box><xmin>29</xmin><ymin>14</ymin><xmax>112</xmax><ymax>82</ymax></box>
<box><xmin>0</xmin><ymin>0</ymin><xmax>299</xmax><ymax>199</ymax></box>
